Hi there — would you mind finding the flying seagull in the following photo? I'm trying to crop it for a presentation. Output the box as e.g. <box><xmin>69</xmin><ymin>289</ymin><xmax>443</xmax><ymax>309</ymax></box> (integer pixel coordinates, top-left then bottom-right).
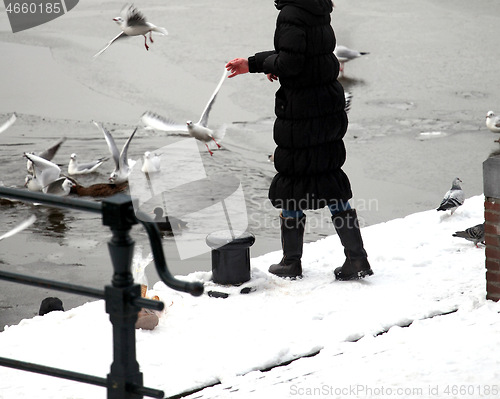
<box><xmin>485</xmin><ymin>111</ymin><xmax>500</xmax><ymax>142</ymax></box>
<box><xmin>437</xmin><ymin>177</ymin><xmax>465</xmax><ymax>214</ymax></box>
<box><xmin>141</xmin><ymin>68</ymin><xmax>228</xmax><ymax>155</ymax></box>
<box><xmin>453</xmin><ymin>223</ymin><xmax>485</xmax><ymax>247</ymax></box>
<box><xmin>0</xmin><ymin>112</ymin><xmax>17</xmax><ymax>134</ymax></box>
<box><xmin>93</xmin><ymin>121</ymin><xmax>137</xmax><ymax>183</ymax></box>
<box><xmin>334</xmin><ymin>45</ymin><xmax>369</xmax><ymax>76</ymax></box>
<box><xmin>68</xmin><ymin>153</ymin><xmax>108</xmax><ymax>175</ymax></box>
<box><xmin>140</xmin><ymin>112</ymin><xmax>189</xmax><ymax>134</ymax></box>
<box><xmin>94</xmin><ymin>3</ymin><xmax>168</xmax><ymax>58</ymax></box>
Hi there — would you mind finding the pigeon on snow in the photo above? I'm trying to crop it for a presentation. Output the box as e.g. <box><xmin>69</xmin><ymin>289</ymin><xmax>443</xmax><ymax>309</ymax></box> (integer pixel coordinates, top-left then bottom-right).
<box><xmin>94</xmin><ymin>4</ymin><xmax>168</xmax><ymax>58</ymax></box>
<box><xmin>141</xmin><ymin>68</ymin><xmax>228</xmax><ymax>156</ymax></box>
<box><xmin>485</xmin><ymin>111</ymin><xmax>500</xmax><ymax>142</ymax></box>
<box><xmin>334</xmin><ymin>45</ymin><xmax>369</xmax><ymax>76</ymax></box>
<box><xmin>93</xmin><ymin>121</ymin><xmax>137</xmax><ymax>183</ymax></box>
<box><xmin>436</xmin><ymin>177</ymin><xmax>465</xmax><ymax>214</ymax></box>
<box><xmin>453</xmin><ymin>223</ymin><xmax>485</xmax><ymax>247</ymax></box>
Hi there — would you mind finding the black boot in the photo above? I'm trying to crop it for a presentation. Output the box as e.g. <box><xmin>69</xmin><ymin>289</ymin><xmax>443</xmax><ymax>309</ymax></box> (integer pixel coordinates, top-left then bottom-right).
<box><xmin>269</xmin><ymin>214</ymin><xmax>306</xmax><ymax>278</ymax></box>
<box><xmin>332</xmin><ymin>209</ymin><xmax>373</xmax><ymax>280</ymax></box>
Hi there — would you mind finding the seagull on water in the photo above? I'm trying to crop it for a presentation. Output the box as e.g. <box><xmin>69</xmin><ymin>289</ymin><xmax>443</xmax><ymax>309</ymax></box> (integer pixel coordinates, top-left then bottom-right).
<box><xmin>93</xmin><ymin>121</ymin><xmax>137</xmax><ymax>183</ymax></box>
<box><xmin>26</xmin><ymin>137</ymin><xmax>66</xmax><ymax>174</ymax></box>
<box><xmin>437</xmin><ymin>177</ymin><xmax>465</xmax><ymax>215</ymax></box>
<box><xmin>94</xmin><ymin>4</ymin><xmax>168</xmax><ymax>58</ymax></box>
<box><xmin>43</xmin><ymin>177</ymin><xmax>75</xmax><ymax>196</ymax></box>
<box><xmin>24</xmin><ymin>153</ymin><xmax>73</xmax><ymax>196</ymax></box>
<box><xmin>0</xmin><ymin>112</ymin><xmax>17</xmax><ymax>134</ymax></box>
<box><xmin>68</xmin><ymin>153</ymin><xmax>108</xmax><ymax>175</ymax></box>
<box><xmin>24</xmin><ymin>153</ymin><xmax>61</xmax><ymax>191</ymax></box>
<box><xmin>0</xmin><ymin>215</ymin><xmax>36</xmax><ymax>242</ymax></box>
<box><xmin>453</xmin><ymin>223</ymin><xmax>485</xmax><ymax>247</ymax></box>
<box><xmin>334</xmin><ymin>45</ymin><xmax>369</xmax><ymax>76</ymax></box>
<box><xmin>141</xmin><ymin>151</ymin><xmax>161</xmax><ymax>174</ymax></box>
<box><xmin>485</xmin><ymin>111</ymin><xmax>500</xmax><ymax>142</ymax></box>
<box><xmin>141</xmin><ymin>68</ymin><xmax>228</xmax><ymax>156</ymax></box>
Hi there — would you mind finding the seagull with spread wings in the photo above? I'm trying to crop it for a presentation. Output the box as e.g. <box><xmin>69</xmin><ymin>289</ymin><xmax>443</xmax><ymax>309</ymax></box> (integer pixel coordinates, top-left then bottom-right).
<box><xmin>26</xmin><ymin>137</ymin><xmax>66</xmax><ymax>174</ymax></box>
<box><xmin>93</xmin><ymin>121</ymin><xmax>137</xmax><ymax>183</ymax></box>
<box><xmin>24</xmin><ymin>153</ymin><xmax>73</xmax><ymax>196</ymax></box>
<box><xmin>94</xmin><ymin>3</ymin><xmax>168</xmax><ymax>58</ymax></box>
<box><xmin>141</xmin><ymin>69</ymin><xmax>228</xmax><ymax>155</ymax></box>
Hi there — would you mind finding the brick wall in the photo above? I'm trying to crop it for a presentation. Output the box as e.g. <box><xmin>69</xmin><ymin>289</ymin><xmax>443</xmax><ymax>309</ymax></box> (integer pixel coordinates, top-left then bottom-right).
<box><xmin>485</xmin><ymin>198</ymin><xmax>500</xmax><ymax>301</ymax></box>
<box><xmin>483</xmin><ymin>157</ymin><xmax>500</xmax><ymax>302</ymax></box>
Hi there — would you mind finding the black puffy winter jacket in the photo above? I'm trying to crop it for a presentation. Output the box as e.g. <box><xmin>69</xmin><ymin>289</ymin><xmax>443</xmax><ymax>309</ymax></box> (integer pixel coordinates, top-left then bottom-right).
<box><xmin>248</xmin><ymin>0</ymin><xmax>352</xmax><ymax>210</ymax></box>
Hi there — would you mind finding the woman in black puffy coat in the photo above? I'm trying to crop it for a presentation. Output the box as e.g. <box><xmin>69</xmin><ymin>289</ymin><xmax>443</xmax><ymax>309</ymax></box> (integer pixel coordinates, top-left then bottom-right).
<box><xmin>226</xmin><ymin>0</ymin><xmax>373</xmax><ymax>281</ymax></box>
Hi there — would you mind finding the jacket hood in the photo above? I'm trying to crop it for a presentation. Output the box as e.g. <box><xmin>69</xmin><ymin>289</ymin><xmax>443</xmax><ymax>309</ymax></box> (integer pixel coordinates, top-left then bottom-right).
<box><xmin>274</xmin><ymin>0</ymin><xmax>333</xmax><ymax>15</ymax></box>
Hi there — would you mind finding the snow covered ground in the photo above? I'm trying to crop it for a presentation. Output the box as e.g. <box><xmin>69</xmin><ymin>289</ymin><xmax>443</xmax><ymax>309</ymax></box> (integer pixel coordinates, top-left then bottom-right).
<box><xmin>1</xmin><ymin>195</ymin><xmax>499</xmax><ymax>399</ymax></box>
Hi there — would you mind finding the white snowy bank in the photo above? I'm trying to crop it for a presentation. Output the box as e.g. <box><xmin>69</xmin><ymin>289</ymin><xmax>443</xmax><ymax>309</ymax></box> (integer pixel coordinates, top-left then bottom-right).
<box><xmin>1</xmin><ymin>195</ymin><xmax>499</xmax><ymax>399</ymax></box>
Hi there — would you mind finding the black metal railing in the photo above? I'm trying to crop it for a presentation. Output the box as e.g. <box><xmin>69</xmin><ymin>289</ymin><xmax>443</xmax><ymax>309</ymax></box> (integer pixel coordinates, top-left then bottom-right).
<box><xmin>0</xmin><ymin>187</ymin><xmax>204</xmax><ymax>399</ymax></box>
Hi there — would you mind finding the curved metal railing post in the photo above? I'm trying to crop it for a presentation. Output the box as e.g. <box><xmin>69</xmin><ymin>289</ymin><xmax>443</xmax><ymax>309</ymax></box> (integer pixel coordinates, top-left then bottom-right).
<box><xmin>134</xmin><ymin>210</ymin><xmax>204</xmax><ymax>297</ymax></box>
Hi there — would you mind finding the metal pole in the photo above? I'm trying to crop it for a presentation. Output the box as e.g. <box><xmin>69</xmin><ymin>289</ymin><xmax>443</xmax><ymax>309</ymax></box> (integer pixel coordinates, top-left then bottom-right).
<box><xmin>101</xmin><ymin>195</ymin><xmax>144</xmax><ymax>399</ymax></box>
<box><xmin>0</xmin><ymin>357</ymin><xmax>164</xmax><ymax>398</ymax></box>
<box><xmin>0</xmin><ymin>186</ymin><xmax>102</xmax><ymax>213</ymax></box>
<box><xmin>0</xmin><ymin>270</ymin><xmax>105</xmax><ymax>299</ymax></box>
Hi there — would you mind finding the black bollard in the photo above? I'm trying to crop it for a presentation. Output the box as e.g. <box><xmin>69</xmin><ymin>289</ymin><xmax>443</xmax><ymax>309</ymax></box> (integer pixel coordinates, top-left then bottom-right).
<box><xmin>206</xmin><ymin>231</ymin><xmax>255</xmax><ymax>285</ymax></box>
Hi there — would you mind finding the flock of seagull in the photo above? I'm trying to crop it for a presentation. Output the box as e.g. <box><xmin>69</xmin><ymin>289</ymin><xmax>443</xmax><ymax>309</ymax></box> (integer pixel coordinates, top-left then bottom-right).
<box><xmin>16</xmin><ymin>119</ymin><xmax>137</xmax><ymax>196</ymax></box>
<box><xmin>0</xmin><ymin>5</ymin><xmax>232</xmax><ymax>201</ymax></box>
